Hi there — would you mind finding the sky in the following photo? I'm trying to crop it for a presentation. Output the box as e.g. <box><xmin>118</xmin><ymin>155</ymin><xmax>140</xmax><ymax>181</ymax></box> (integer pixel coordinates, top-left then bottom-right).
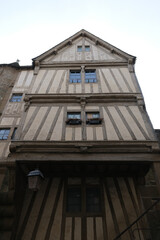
<box><xmin>0</xmin><ymin>0</ymin><xmax>160</xmax><ymax>128</ymax></box>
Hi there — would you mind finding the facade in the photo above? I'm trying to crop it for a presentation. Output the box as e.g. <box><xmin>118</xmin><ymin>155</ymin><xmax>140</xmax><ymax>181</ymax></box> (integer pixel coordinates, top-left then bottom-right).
<box><xmin>0</xmin><ymin>29</ymin><xmax>160</xmax><ymax>240</ymax></box>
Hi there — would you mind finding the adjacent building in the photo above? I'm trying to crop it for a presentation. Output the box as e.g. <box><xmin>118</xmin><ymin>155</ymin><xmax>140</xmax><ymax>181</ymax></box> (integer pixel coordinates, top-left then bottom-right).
<box><xmin>0</xmin><ymin>29</ymin><xmax>160</xmax><ymax>240</ymax></box>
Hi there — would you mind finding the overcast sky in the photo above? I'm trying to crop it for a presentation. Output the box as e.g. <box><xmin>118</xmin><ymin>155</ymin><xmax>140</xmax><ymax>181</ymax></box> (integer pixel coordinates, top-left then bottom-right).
<box><xmin>1</xmin><ymin>0</ymin><xmax>160</xmax><ymax>128</ymax></box>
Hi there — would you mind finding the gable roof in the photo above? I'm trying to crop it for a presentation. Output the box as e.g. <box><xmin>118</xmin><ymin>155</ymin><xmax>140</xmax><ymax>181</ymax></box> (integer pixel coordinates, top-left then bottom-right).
<box><xmin>32</xmin><ymin>29</ymin><xmax>136</xmax><ymax>64</ymax></box>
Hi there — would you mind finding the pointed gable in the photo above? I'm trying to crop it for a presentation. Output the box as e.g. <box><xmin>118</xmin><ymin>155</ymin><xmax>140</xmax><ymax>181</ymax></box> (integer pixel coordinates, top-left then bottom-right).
<box><xmin>32</xmin><ymin>29</ymin><xmax>136</xmax><ymax>65</ymax></box>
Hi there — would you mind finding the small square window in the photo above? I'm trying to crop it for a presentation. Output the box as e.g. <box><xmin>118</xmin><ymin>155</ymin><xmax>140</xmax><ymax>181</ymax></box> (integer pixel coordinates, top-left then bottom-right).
<box><xmin>77</xmin><ymin>46</ymin><xmax>82</xmax><ymax>52</ymax></box>
<box><xmin>0</xmin><ymin>129</ymin><xmax>10</xmax><ymax>140</ymax></box>
<box><xmin>85</xmin><ymin>70</ymin><xmax>97</xmax><ymax>83</ymax></box>
<box><xmin>66</xmin><ymin>112</ymin><xmax>82</xmax><ymax>125</ymax></box>
<box><xmin>86</xmin><ymin>112</ymin><xmax>102</xmax><ymax>124</ymax></box>
<box><xmin>10</xmin><ymin>94</ymin><xmax>23</xmax><ymax>102</ymax></box>
<box><xmin>85</xmin><ymin>46</ymin><xmax>90</xmax><ymax>52</ymax></box>
<box><xmin>69</xmin><ymin>70</ymin><xmax>81</xmax><ymax>83</ymax></box>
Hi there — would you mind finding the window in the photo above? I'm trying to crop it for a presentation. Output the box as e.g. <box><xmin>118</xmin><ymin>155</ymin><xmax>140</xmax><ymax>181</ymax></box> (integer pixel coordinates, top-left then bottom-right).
<box><xmin>0</xmin><ymin>129</ymin><xmax>10</xmax><ymax>140</ymax></box>
<box><xmin>66</xmin><ymin>112</ymin><xmax>82</xmax><ymax>125</ymax></box>
<box><xmin>86</xmin><ymin>112</ymin><xmax>102</xmax><ymax>124</ymax></box>
<box><xmin>85</xmin><ymin>70</ymin><xmax>97</xmax><ymax>83</ymax></box>
<box><xmin>66</xmin><ymin>185</ymin><xmax>101</xmax><ymax>214</ymax></box>
<box><xmin>77</xmin><ymin>46</ymin><xmax>82</xmax><ymax>52</ymax></box>
<box><xmin>66</xmin><ymin>187</ymin><xmax>81</xmax><ymax>213</ymax></box>
<box><xmin>69</xmin><ymin>70</ymin><xmax>81</xmax><ymax>83</ymax></box>
<box><xmin>85</xmin><ymin>45</ymin><xmax>90</xmax><ymax>52</ymax></box>
<box><xmin>86</xmin><ymin>187</ymin><xmax>101</xmax><ymax>213</ymax></box>
<box><xmin>10</xmin><ymin>93</ymin><xmax>23</xmax><ymax>102</ymax></box>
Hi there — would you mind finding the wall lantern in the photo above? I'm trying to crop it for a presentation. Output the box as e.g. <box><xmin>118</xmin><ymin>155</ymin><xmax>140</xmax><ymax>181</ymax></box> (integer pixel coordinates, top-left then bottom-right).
<box><xmin>27</xmin><ymin>169</ymin><xmax>44</xmax><ymax>191</ymax></box>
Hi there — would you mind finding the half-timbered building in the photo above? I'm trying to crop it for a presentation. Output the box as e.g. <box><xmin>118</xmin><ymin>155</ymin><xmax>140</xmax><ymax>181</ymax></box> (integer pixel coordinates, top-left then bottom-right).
<box><xmin>0</xmin><ymin>29</ymin><xmax>160</xmax><ymax>240</ymax></box>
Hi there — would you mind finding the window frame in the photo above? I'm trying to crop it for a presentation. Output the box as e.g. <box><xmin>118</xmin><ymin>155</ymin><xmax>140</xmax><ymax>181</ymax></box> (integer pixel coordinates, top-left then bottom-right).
<box><xmin>10</xmin><ymin>93</ymin><xmax>23</xmax><ymax>102</ymax></box>
<box><xmin>85</xmin><ymin>69</ymin><xmax>97</xmax><ymax>83</ymax></box>
<box><xmin>77</xmin><ymin>46</ymin><xmax>82</xmax><ymax>52</ymax></box>
<box><xmin>69</xmin><ymin>70</ymin><xmax>81</xmax><ymax>83</ymax></box>
<box><xmin>0</xmin><ymin>128</ymin><xmax>10</xmax><ymax>140</ymax></box>
<box><xmin>65</xmin><ymin>183</ymin><xmax>102</xmax><ymax>216</ymax></box>
<box><xmin>86</xmin><ymin>112</ymin><xmax>103</xmax><ymax>125</ymax></box>
<box><xmin>85</xmin><ymin>45</ymin><xmax>90</xmax><ymax>52</ymax></box>
<box><xmin>66</xmin><ymin>112</ymin><xmax>82</xmax><ymax>125</ymax></box>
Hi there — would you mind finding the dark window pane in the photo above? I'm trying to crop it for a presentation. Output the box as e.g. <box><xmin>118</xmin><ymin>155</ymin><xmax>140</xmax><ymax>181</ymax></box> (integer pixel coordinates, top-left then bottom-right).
<box><xmin>66</xmin><ymin>187</ymin><xmax>81</xmax><ymax>213</ymax></box>
<box><xmin>70</xmin><ymin>70</ymin><xmax>81</xmax><ymax>83</ymax></box>
<box><xmin>86</xmin><ymin>187</ymin><xmax>101</xmax><ymax>213</ymax></box>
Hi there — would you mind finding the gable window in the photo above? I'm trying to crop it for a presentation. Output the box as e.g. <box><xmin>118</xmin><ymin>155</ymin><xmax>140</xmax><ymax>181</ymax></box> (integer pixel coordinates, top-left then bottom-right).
<box><xmin>85</xmin><ymin>70</ymin><xmax>97</xmax><ymax>83</ymax></box>
<box><xmin>86</xmin><ymin>112</ymin><xmax>103</xmax><ymax>124</ymax></box>
<box><xmin>69</xmin><ymin>70</ymin><xmax>81</xmax><ymax>83</ymax></box>
<box><xmin>86</xmin><ymin>187</ymin><xmax>101</xmax><ymax>213</ymax></box>
<box><xmin>85</xmin><ymin>46</ymin><xmax>90</xmax><ymax>52</ymax></box>
<box><xmin>66</xmin><ymin>112</ymin><xmax>82</xmax><ymax>125</ymax></box>
<box><xmin>0</xmin><ymin>129</ymin><xmax>10</xmax><ymax>140</ymax></box>
<box><xmin>77</xmin><ymin>46</ymin><xmax>82</xmax><ymax>52</ymax></box>
<box><xmin>10</xmin><ymin>93</ymin><xmax>23</xmax><ymax>102</ymax></box>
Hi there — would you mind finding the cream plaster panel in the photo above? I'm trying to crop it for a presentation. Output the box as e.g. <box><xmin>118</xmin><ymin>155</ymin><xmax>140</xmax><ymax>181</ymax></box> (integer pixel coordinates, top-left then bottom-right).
<box><xmin>68</xmin><ymin>84</ymin><xmax>74</xmax><ymax>93</ymax></box>
<box><xmin>102</xmin><ymin>69</ymin><xmax>120</xmax><ymax>92</ymax></box>
<box><xmin>38</xmin><ymin>70</ymin><xmax>55</xmax><ymax>93</ymax></box>
<box><xmin>31</xmin><ymin>70</ymin><xmax>46</xmax><ymax>93</ymax></box>
<box><xmin>85</xmin><ymin>106</ymin><xmax>99</xmax><ymax>110</ymax></box>
<box><xmin>48</xmin><ymin>70</ymin><xmax>64</xmax><ymax>93</ymax></box>
<box><xmin>0</xmin><ymin>117</ymin><xmax>14</xmax><ymax>125</ymax></box>
<box><xmin>96</xmin><ymin>127</ymin><xmax>103</xmax><ymax>140</ymax></box>
<box><xmin>16</xmin><ymin>118</ymin><xmax>21</xmax><ymax>125</ymax></box>
<box><xmin>60</xmin><ymin>72</ymin><xmax>67</xmax><ymax>93</ymax></box>
<box><xmin>65</xmin><ymin>127</ymin><xmax>73</xmax><ymax>141</ymax></box>
<box><xmin>16</xmin><ymin>71</ymin><xmax>27</xmax><ymax>87</ymax></box>
<box><xmin>76</xmin><ymin>84</ymin><xmax>82</xmax><ymax>93</ymax></box>
<box><xmin>118</xmin><ymin>178</ymin><xmax>137</xmax><ymax>223</ymax></box>
<box><xmin>0</xmin><ymin>142</ymin><xmax>7</xmax><ymax>158</ymax></box>
<box><xmin>99</xmin><ymin>70</ymin><xmax>109</xmax><ymax>93</ymax></box>
<box><xmin>74</xmin><ymin>218</ymin><xmax>81</xmax><ymax>240</ymax></box>
<box><xmin>22</xmin><ymin>180</ymin><xmax>49</xmax><ymax>240</ymax></box>
<box><xmin>96</xmin><ymin>218</ymin><xmax>104</xmax><ymax>240</ymax></box>
<box><xmin>86</xmin><ymin>127</ymin><xmax>93</xmax><ymax>140</ymax></box>
<box><xmin>104</xmin><ymin>183</ymin><xmax>116</xmax><ymax>239</ymax></box>
<box><xmin>67</xmin><ymin>106</ymin><xmax>81</xmax><ymax>110</ymax></box>
<box><xmin>24</xmin><ymin>107</ymin><xmax>48</xmax><ymax>140</ymax></box>
<box><xmin>24</xmin><ymin>71</ymin><xmax>33</xmax><ymax>87</ymax></box>
<box><xmin>92</xmin><ymin>83</ymin><xmax>99</xmax><ymax>93</ymax></box>
<box><xmin>23</xmin><ymin>106</ymin><xmax>36</xmax><ymax>131</ymax></box>
<box><xmin>118</xmin><ymin>106</ymin><xmax>146</xmax><ymax>140</ymax></box>
<box><xmin>50</xmin><ymin>108</ymin><xmax>64</xmax><ymax>140</ymax></box>
<box><xmin>120</xmin><ymin>68</ymin><xmax>137</xmax><ymax>92</ymax></box>
<box><xmin>84</xmin><ymin>83</ymin><xmax>91</xmax><ymax>93</ymax></box>
<box><xmin>102</xmin><ymin>108</ymin><xmax>119</xmax><ymax>140</ymax></box>
<box><xmin>37</xmin><ymin>107</ymin><xmax>58</xmax><ymax>140</ymax></box>
<box><xmin>5</xmin><ymin>103</ymin><xmax>22</xmax><ymax>115</ymax></box>
<box><xmin>87</xmin><ymin>218</ymin><xmax>94</xmax><ymax>240</ymax></box>
<box><xmin>85</xmin><ymin>52</ymin><xmax>92</xmax><ymax>61</ymax></box>
<box><xmin>4</xmin><ymin>142</ymin><xmax>10</xmax><ymax>158</ymax></box>
<box><xmin>65</xmin><ymin>218</ymin><xmax>72</xmax><ymax>240</ymax></box>
<box><xmin>35</xmin><ymin>179</ymin><xmax>60</xmax><ymax>240</ymax></box>
<box><xmin>129</xmin><ymin>106</ymin><xmax>149</xmax><ymax>138</ymax></box>
<box><xmin>49</xmin><ymin>185</ymin><xmax>64</xmax><ymax>240</ymax></box>
<box><xmin>75</xmin><ymin>127</ymin><xmax>82</xmax><ymax>141</ymax></box>
<box><xmin>107</xmin><ymin>178</ymin><xmax>129</xmax><ymax>236</ymax></box>
<box><xmin>111</xmin><ymin>68</ymin><xmax>129</xmax><ymax>92</ymax></box>
<box><xmin>92</xmin><ymin>45</ymin><xmax>99</xmax><ymax>60</ymax></box>
<box><xmin>108</xmin><ymin>106</ymin><xmax>132</xmax><ymax>140</ymax></box>
<box><xmin>128</xmin><ymin>178</ymin><xmax>139</xmax><ymax>206</ymax></box>
<box><xmin>12</xmin><ymin>87</ymin><xmax>26</xmax><ymax>92</ymax></box>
